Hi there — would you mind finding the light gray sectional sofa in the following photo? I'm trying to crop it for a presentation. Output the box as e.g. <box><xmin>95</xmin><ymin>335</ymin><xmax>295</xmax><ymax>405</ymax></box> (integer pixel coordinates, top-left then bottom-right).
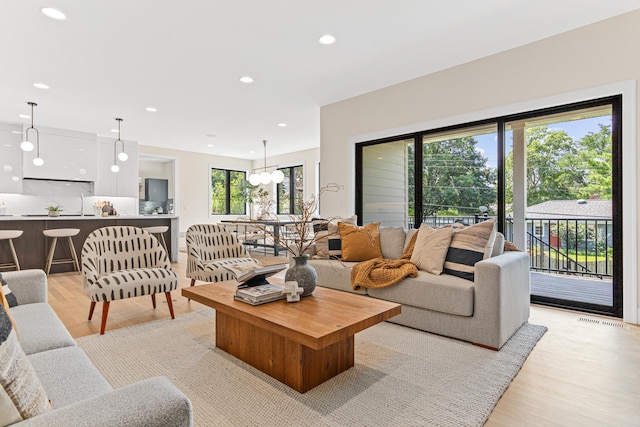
<box><xmin>4</xmin><ymin>269</ymin><xmax>192</xmax><ymax>426</ymax></box>
<box><xmin>308</xmin><ymin>227</ymin><xmax>531</xmax><ymax>350</ymax></box>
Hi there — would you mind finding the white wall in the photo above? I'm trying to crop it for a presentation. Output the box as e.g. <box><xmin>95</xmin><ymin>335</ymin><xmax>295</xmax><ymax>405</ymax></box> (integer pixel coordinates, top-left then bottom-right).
<box><xmin>319</xmin><ymin>10</ymin><xmax>640</xmax><ymax>322</ymax></box>
<box><xmin>138</xmin><ymin>145</ymin><xmax>320</xmax><ymax>235</ymax></box>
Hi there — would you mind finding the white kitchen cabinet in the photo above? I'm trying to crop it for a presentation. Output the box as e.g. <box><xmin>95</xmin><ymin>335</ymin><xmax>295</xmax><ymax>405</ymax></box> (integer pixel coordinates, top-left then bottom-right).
<box><xmin>95</xmin><ymin>136</ymin><xmax>138</xmax><ymax>197</ymax></box>
<box><xmin>22</xmin><ymin>126</ymin><xmax>97</xmax><ymax>181</ymax></box>
<box><xmin>0</xmin><ymin>123</ymin><xmax>24</xmax><ymax>193</ymax></box>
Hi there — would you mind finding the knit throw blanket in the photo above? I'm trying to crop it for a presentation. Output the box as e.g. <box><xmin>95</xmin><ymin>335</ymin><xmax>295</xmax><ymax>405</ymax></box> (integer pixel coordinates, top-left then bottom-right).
<box><xmin>351</xmin><ymin>258</ymin><xmax>418</xmax><ymax>290</ymax></box>
<box><xmin>351</xmin><ymin>230</ymin><xmax>419</xmax><ymax>290</ymax></box>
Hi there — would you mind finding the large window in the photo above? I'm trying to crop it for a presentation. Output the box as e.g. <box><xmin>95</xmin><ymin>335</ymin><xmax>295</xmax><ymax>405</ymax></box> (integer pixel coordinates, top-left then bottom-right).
<box><xmin>356</xmin><ymin>95</ymin><xmax>622</xmax><ymax>318</ymax></box>
<box><xmin>210</xmin><ymin>168</ymin><xmax>246</xmax><ymax>215</ymax></box>
<box><xmin>277</xmin><ymin>165</ymin><xmax>303</xmax><ymax>214</ymax></box>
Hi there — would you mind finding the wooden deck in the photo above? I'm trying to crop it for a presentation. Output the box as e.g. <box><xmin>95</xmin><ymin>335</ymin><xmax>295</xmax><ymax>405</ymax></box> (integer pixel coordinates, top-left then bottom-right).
<box><xmin>530</xmin><ymin>272</ymin><xmax>613</xmax><ymax>306</ymax></box>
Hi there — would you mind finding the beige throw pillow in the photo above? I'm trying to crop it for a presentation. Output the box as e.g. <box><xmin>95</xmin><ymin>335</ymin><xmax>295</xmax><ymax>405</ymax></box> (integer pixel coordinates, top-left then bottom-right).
<box><xmin>443</xmin><ymin>219</ymin><xmax>497</xmax><ymax>281</ymax></box>
<box><xmin>313</xmin><ymin>215</ymin><xmax>357</xmax><ymax>258</ymax></box>
<box><xmin>410</xmin><ymin>224</ymin><xmax>454</xmax><ymax>275</ymax></box>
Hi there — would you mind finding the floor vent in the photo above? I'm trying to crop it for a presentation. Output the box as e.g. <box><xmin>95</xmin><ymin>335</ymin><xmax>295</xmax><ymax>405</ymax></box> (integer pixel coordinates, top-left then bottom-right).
<box><xmin>578</xmin><ymin>317</ymin><xmax>600</xmax><ymax>324</ymax></box>
<box><xmin>601</xmin><ymin>320</ymin><xmax>624</xmax><ymax>328</ymax></box>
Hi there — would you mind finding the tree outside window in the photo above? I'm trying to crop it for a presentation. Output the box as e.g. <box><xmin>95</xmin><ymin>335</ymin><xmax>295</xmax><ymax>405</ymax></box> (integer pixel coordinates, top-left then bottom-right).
<box><xmin>210</xmin><ymin>168</ymin><xmax>247</xmax><ymax>215</ymax></box>
<box><xmin>277</xmin><ymin>165</ymin><xmax>303</xmax><ymax>214</ymax></box>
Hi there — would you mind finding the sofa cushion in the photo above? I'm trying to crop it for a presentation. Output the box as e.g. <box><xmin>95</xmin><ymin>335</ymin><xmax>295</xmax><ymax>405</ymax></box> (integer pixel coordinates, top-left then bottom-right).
<box><xmin>379</xmin><ymin>227</ymin><xmax>406</xmax><ymax>260</ymax></box>
<box><xmin>312</xmin><ymin>215</ymin><xmax>357</xmax><ymax>258</ymax></box>
<box><xmin>10</xmin><ymin>303</ymin><xmax>76</xmax><ymax>355</ymax></box>
<box><xmin>403</xmin><ymin>228</ymin><xmax>418</xmax><ymax>254</ymax></box>
<box><xmin>410</xmin><ymin>224</ymin><xmax>453</xmax><ymax>275</ymax></box>
<box><xmin>367</xmin><ymin>271</ymin><xmax>475</xmax><ymax>317</ymax></box>
<box><xmin>307</xmin><ymin>259</ymin><xmax>367</xmax><ymax>294</ymax></box>
<box><xmin>492</xmin><ymin>232</ymin><xmax>505</xmax><ymax>257</ymax></box>
<box><xmin>28</xmin><ymin>346</ymin><xmax>112</xmax><ymax>409</ymax></box>
<box><xmin>443</xmin><ymin>219</ymin><xmax>497</xmax><ymax>281</ymax></box>
<box><xmin>339</xmin><ymin>222</ymin><xmax>382</xmax><ymax>262</ymax></box>
<box><xmin>0</xmin><ymin>273</ymin><xmax>18</xmax><ymax>307</ymax></box>
<box><xmin>0</xmin><ymin>304</ymin><xmax>51</xmax><ymax>425</ymax></box>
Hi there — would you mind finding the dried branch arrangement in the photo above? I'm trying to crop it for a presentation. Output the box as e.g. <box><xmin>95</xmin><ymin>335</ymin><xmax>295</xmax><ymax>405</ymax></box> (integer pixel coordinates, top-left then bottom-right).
<box><xmin>254</xmin><ymin>183</ymin><xmax>343</xmax><ymax>258</ymax></box>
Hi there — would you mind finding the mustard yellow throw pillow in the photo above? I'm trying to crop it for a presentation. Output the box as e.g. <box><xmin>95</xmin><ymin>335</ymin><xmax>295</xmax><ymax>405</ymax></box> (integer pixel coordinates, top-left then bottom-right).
<box><xmin>339</xmin><ymin>222</ymin><xmax>383</xmax><ymax>262</ymax></box>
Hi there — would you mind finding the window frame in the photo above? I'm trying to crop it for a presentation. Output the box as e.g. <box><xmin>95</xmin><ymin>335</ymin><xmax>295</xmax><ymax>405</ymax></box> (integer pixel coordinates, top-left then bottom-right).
<box><xmin>277</xmin><ymin>165</ymin><xmax>303</xmax><ymax>215</ymax></box>
<box><xmin>209</xmin><ymin>167</ymin><xmax>247</xmax><ymax>216</ymax></box>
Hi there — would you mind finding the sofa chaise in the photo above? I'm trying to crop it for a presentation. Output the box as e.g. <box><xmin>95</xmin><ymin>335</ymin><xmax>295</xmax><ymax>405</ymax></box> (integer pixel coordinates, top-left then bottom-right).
<box><xmin>1</xmin><ymin>269</ymin><xmax>192</xmax><ymax>426</ymax></box>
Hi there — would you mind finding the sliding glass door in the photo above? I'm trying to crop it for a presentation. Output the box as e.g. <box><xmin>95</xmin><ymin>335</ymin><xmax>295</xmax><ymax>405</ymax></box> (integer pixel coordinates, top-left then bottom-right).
<box><xmin>356</xmin><ymin>95</ymin><xmax>622</xmax><ymax>317</ymax></box>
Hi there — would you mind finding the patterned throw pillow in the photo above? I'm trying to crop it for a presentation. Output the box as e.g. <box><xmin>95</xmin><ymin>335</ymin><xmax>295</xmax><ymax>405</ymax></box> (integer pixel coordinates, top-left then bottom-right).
<box><xmin>0</xmin><ymin>274</ymin><xmax>18</xmax><ymax>307</ymax></box>
<box><xmin>0</xmin><ymin>304</ymin><xmax>51</xmax><ymax>425</ymax></box>
<box><xmin>443</xmin><ymin>219</ymin><xmax>497</xmax><ymax>281</ymax></box>
<box><xmin>339</xmin><ymin>222</ymin><xmax>383</xmax><ymax>262</ymax></box>
<box><xmin>312</xmin><ymin>215</ymin><xmax>357</xmax><ymax>258</ymax></box>
<box><xmin>410</xmin><ymin>224</ymin><xmax>454</xmax><ymax>275</ymax></box>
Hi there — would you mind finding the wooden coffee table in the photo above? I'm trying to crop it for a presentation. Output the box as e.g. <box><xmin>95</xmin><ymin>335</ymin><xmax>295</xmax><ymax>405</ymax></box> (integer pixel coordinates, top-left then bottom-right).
<box><xmin>182</xmin><ymin>281</ymin><xmax>400</xmax><ymax>393</ymax></box>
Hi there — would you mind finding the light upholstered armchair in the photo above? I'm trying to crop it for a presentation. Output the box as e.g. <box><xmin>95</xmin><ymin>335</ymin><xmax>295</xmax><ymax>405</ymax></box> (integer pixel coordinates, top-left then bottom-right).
<box><xmin>186</xmin><ymin>224</ymin><xmax>257</xmax><ymax>288</ymax></box>
<box><xmin>81</xmin><ymin>226</ymin><xmax>179</xmax><ymax>334</ymax></box>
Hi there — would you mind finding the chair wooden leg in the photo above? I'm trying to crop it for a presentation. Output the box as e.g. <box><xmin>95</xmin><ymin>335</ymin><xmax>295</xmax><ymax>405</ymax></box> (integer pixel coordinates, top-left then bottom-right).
<box><xmin>8</xmin><ymin>239</ymin><xmax>20</xmax><ymax>271</ymax></box>
<box><xmin>100</xmin><ymin>301</ymin><xmax>110</xmax><ymax>335</ymax></box>
<box><xmin>68</xmin><ymin>236</ymin><xmax>81</xmax><ymax>274</ymax></box>
<box><xmin>88</xmin><ymin>301</ymin><xmax>96</xmax><ymax>320</ymax></box>
<box><xmin>45</xmin><ymin>237</ymin><xmax>58</xmax><ymax>274</ymax></box>
<box><xmin>165</xmin><ymin>292</ymin><xmax>175</xmax><ymax>319</ymax></box>
<box><xmin>151</xmin><ymin>293</ymin><xmax>156</xmax><ymax>309</ymax></box>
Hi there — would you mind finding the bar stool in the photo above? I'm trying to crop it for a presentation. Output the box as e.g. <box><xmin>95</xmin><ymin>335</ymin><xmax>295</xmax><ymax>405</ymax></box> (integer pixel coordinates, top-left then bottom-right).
<box><xmin>43</xmin><ymin>228</ymin><xmax>80</xmax><ymax>274</ymax></box>
<box><xmin>142</xmin><ymin>226</ymin><xmax>169</xmax><ymax>253</ymax></box>
<box><xmin>0</xmin><ymin>230</ymin><xmax>23</xmax><ymax>271</ymax></box>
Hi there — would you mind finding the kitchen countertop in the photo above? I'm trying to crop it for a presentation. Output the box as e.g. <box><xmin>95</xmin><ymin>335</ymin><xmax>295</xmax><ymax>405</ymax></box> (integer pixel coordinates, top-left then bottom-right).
<box><xmin>0</xmin><ymin>214</ymin><xmax>179</xmax><ymax>221</ymax></box>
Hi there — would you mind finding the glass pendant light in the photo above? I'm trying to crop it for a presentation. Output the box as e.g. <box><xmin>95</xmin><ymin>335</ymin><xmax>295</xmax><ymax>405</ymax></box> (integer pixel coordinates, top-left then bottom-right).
<box><xmin>21</xmin><ymin>102</ymin><xmax>44</xmax><ymax>168</ymax></box>
<box><xmin>249</xmin><ymin>140</ymin><xmax>285</xmax><ymax>186</ymax></box>
<box><xmin>112</xmin><ymin>118</ymin><xmax>125</xmax><ymax>172</ymax></box>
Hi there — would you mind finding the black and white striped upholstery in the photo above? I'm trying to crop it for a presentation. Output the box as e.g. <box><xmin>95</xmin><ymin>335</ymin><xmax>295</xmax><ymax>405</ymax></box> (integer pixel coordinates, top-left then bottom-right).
<box><xmin>82</xmin><ymin>226</ymin><xmax>178</xmax><ymax>303</ymax></box>
<box><xmin>186</xmin><ymin>224</ymin><xmax>255</xmax><ymax>284</ymax></box>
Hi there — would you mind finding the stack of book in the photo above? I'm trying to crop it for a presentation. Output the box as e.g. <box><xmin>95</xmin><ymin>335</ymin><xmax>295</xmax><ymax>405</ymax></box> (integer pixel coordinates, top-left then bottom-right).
<box><xmin>223</xmin><ymin>260</ymin><xmax>288</xmax><ymax>287</ymax></box>
<box><xmin>234</xmin><ymin>283</ymin><xmax>286</xmax><ymax>306</ymax></box>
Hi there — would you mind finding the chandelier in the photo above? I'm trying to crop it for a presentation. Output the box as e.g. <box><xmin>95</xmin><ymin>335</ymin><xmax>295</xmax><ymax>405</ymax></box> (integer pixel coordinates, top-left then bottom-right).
<box><xmin>248</xmin><ymin>140</ymin><xmax>284</xmax><ymax>186</ymax></box>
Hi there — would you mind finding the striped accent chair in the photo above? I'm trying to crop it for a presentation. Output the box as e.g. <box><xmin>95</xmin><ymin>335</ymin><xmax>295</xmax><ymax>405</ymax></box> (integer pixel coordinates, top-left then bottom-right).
<box><xmin>81</xmin><ymin>226</ymin><xmax>178</xmax><ymax>334</ymax></box>
<box><xmin>186</xmin><ymin>224</ymin><xmax>256</xmax><ymax>288</ymax></box>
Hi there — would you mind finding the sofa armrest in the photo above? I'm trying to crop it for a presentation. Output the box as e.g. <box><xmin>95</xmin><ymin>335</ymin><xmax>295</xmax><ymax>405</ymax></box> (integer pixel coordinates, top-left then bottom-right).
<box><xmin>473</xmin><ymin>251</ymin><xmax>531</xmax><ymax>349</ymax></box>
<box><xmin>0</xmin><ymin>269</ymin><xmax>47</xmax><ymax>304</ymax></box>
<box><xmin>19</xmin><ymin>377</ymin><xmax>192</xmax><ymax>427</ymax></box>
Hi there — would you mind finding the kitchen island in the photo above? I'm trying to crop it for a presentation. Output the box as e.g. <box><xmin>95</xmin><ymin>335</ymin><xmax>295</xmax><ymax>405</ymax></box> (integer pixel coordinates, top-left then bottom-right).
<box><xmin>0</xmin><ymin>215</ymin><xmax>179</xmax><ymax>272</ymax></box>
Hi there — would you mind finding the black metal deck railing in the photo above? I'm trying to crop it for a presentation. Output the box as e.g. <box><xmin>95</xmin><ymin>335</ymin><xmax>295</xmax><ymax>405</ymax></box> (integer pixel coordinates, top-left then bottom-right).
<box><xmin>412</xmin><ymin>215</ymin><xmax>613</xmax><ymax>280</ymax></box>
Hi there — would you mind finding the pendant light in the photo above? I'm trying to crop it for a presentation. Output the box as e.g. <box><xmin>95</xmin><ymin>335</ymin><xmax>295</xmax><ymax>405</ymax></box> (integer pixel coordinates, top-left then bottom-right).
<box><xmin>21</xmin><ymin>102</ymin><xmax>44</xmax><ymax>166</ymax></box>
<box><xmin>249</xmin><ymin>140</ymin><xmax>285</xmax><ymax>186</ymax></box>
<box><xmin>111</xmin><ymin>118</ymin><xmax>126</xmax><ymax>173</ymax></box>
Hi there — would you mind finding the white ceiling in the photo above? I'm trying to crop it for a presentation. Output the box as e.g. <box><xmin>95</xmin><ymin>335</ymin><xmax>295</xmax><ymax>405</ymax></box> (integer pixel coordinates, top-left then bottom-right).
<box><xmin>1</xmin><ymin>1</ymin><xmax>638</xmax><ymax>160</ymax></box>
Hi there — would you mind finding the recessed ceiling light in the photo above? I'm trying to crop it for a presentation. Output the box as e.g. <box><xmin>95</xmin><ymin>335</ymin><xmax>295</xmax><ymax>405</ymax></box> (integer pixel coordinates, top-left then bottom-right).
<box><xmin>41</xmin><ymin>7</ymin><xmax>66</xmax><ymax>20</ymax></box>
<box><xmin>318</xmin><ymin>34</ymin><xmax>337</xmax><ymax>45</ymax></box>
<box><xmin>33</xmin><ymin>82</ymin><xmax>49</xmax><ymax>89</ymax></box>
<box><xmin>278</xmin><ymin>123</ymin><xmax>287</xmax><ymax>127</ymax></box>
<box><xmin>145</xmin><ymin>107</ymin><xmax>157</xmax><ymax>112</ymax></box>
<box><xmin>207</xmin><ymin>144</ymin><xmax>214</xmax><ymax>148</ymax></box>
<box><xmin>249</xmin><ymin>150</ymin><xmax>255</xmax><ymax>154</ymax></box>
<box><xmin>110</xmin><ymin>129</ymin><xmax>119</xmax><ymax>133</ymax></box>
<box><xmin>11</xmin><ymin>131</ymin><xmax>21</xmax><ymax>134</ymax></box>
<box><xmin>240</xmin><ymin>76</ymin><xmax>254</xmax><ymax>83</ymax></box>
<box><xmin>18</xmin><ymin>114</ymin><xmax>30</xmax><ymax>119</ymax></box>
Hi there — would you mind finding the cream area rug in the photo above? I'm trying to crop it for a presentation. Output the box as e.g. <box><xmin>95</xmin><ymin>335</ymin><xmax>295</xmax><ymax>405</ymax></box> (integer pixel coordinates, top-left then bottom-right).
<box><xmin>76</xmin><ymin>309</ymin><xmax>546</xmax><ymax>427</ymax></box>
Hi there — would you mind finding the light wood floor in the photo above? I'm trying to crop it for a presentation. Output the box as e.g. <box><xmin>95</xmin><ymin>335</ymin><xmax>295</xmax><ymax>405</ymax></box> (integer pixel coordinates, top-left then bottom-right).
<box><xmin>47</xmin><ymin>253</ymin><xmax>640</xmax><ymax>426</ymax></box>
